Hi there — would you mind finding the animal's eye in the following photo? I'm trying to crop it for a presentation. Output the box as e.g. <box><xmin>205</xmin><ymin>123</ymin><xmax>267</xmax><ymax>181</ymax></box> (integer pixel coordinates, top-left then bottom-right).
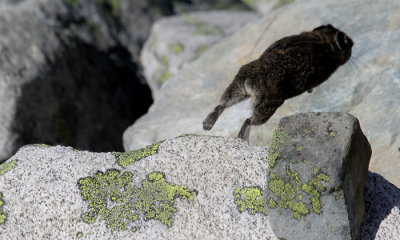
<box><xmin>335</xmin><ymin>32</ymin><xmax>347</xmax><ymax>51</ymax></box>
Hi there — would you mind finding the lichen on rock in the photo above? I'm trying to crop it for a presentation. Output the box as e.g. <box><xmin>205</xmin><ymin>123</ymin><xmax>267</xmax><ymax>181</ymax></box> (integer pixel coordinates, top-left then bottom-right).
<box><xmin>77</xmin><ymin>169</ymin><xmax>197</xmax><ymax>231</ymax></box>
<box><xmin>0</xmin><ymin>159</ymin><xmax>18</xmax><ymax>176</ymax></box>
<box><xmin>268</xmin><ymin>126</ymin><xmax>289</xmax><ymax>170</ymax></box>
<box><xmin>0</xmin><ymin>192</ymin><xmax>6</xmax><ymax>224</ymax></box>
<box><xmin>113</xmin><ymin>141</ymin><xmax>161</xmax><ymax>168</ymax></box>
<box><xmin>233</xmin><ymin>186</ymin><xmax>268</xmax><ymax>215</ymax></box>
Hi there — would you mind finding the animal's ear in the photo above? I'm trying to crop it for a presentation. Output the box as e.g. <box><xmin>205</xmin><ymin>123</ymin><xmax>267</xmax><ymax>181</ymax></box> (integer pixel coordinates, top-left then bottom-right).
<box><xmin>335</xmin><ymin>31</ymin><xmax>347</xmax><ymax>52</ymax></box>
<box><xmin>313</xmin><ymin>25</ymin><xmax>326</xmax><ymax>31</ymax></box>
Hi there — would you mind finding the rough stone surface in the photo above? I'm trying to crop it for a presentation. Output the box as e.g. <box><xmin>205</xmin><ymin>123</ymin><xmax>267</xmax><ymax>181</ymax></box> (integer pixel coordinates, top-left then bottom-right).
<box><xmin>0</xmin><ymin>0</ymin><xmax>153</xmax><ymax>162</ymax></box>
<box><xmin>124</xmin><ymin>0</ymin><xmax>400</xmax><ymax>187</ymax></box>
<box><xmin>0</xmin><ymin>136</ymin><xmax>276</xmax><ymax>239</ymax></box>
<box><xmin>264</xmin><ymin>112</ymin><xmax>371</xmax><ymax>240</ymax></box>
<box><xmin>141</xmin><ymin>11</ymin><xmax>258</xmax><ymax>95</ymax></box>
<box><xmin>0</xmin><ymin>135</ymin><xmax>399</xmax><ymax>239</ymax></box>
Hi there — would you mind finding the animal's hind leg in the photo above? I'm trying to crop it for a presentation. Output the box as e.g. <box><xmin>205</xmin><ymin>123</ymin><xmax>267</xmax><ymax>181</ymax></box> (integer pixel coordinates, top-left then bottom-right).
<box><xmin>238</xmin><ymin>99</ymin><xmax>283</xmax><ymax>140</ymax></box>
<box><xmin>203</xmin><ymin>80</ymin><xmax>249</xmax><ymax>131</ymax></box>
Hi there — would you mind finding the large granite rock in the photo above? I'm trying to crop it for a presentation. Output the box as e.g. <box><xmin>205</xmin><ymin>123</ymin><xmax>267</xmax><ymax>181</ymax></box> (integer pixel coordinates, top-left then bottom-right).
<box><xmin>264</xmin><ymin>113</ymin><xmax>371</xmax><ymax>240</ymax></box>
<box><xmin>0</xmin><ymin>0</ymin><xmax>153</xmax><ymax>162</ymax></box>
<box><xmin>0</xmin><ymin>135</ymin><xmax>399</xmax><ymax>239</ymax></box>
<box><xmin>124</xmin><ymin>0</ymin><xmax>400</xmax><ymax>186</ymax></box>
<box><xmin>0</xmin><ymin>136</ymin><xmax>274</xmax><ymax>239</ymax></box>
<box><xmin>141</xmin><ymin>11</ymin><xmax>258</xmax><ymax>95</ymax></box>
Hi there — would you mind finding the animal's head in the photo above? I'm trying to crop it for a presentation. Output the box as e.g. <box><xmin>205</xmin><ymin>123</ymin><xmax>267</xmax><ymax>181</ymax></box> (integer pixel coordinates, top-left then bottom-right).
<box><xmin>313</xmin><ymin>24</ymin><xmax>353</xmax><ymax>65</ymax></box>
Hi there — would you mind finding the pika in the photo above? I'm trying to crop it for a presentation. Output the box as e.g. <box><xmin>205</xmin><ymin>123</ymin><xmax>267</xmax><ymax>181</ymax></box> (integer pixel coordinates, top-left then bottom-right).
<box><xmin>203</xmin><ymin>24</ymin><xmax>353</xmax><ymax>140</ymax></box>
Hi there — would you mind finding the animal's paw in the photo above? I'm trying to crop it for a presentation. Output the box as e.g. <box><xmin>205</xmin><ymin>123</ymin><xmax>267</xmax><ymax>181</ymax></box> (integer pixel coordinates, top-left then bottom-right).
<box><xmin>203</xmin><ymin>117</ymin><xmax>215</xmax><ymax>131</ymax></box>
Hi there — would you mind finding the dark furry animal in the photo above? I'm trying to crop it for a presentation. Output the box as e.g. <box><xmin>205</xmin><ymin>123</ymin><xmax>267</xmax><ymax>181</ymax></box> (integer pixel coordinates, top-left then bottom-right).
<box><xmin>203</xmin><ymin>24</ymin><xmax>353</xmax><ymax>140</ymax></box>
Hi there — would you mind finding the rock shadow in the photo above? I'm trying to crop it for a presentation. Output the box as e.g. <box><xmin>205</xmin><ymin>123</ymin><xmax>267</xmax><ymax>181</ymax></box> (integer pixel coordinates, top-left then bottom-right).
<box><xmin>359</xmin><ymin>172</ymin><xmax>400</xmax><ymax>239</ymax></box>
<box><xmin>12</xmin><ymin>38</ymin><xmax>152</xmax><ymax>152</ymax></box>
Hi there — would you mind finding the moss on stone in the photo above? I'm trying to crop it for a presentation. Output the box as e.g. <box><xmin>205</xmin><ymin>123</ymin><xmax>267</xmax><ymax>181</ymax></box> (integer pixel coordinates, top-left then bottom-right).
<box><xmin>268</xmin><ymin>127</ymin><xmax>289</xmax><ymax>170</ymax></box>
<box><xmin>78</xmin><ymin>169</ymin><xmax>197</xmax><ymax>231</ymax></box>
<box><xmin>168</xmin><ymin>42</ymin><xmax>184</xmax><ymax>54</ymax></box>
<box><xmin>113</xmin><ymin>142</ymin><xmax>161</xmax><ymax>168</ymax></box>
<box><xmin>0</xmin><ymin>160</ymin><xmax>17</xmax><ymax>176</ymax></box>
<box><xmin>76</xmin><ymin>232</ymin><xmax>83</xmax><ymax>238</ymax></box>
<box><xmin>329</xmin><ymin>131</ymin><xmax>336</xmax><ymax>137</ymax></box>
<box><xmin>0</xmin><ymin>192</ymin><xmax>6</xmax><ymax>224</ymax></box>
<box><xmin>233</xmin><ymin>187</ymin><xmax>268</xmax><ymax>215</ymax></box>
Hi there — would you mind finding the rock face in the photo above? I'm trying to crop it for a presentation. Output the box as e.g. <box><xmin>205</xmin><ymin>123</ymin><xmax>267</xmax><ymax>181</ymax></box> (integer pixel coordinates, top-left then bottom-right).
<box><xmin>0</xmin><ymin>0</ymin><xmax>153</xmax><ymax>162</ymax></box>
<box><xmin>140</xmin><ymin>11</ymin><xmax>258</xmax><ymax>95</ymax></box>
<box><xmin>264</xmin><ymin>113</ymin><xmax>371</xmax><ymax>240</ymax></box>
<box><xmin>0</xmin><ymin>136</ymin><xmax>275</xmax><ymax>239</ymax></box>
<box><xmin>0</xmin><ymin>134</ymin><xmax>398</xmax><ymax>239</ymax></box>
<box><xmin>124</xmin><ymin>0</ymin><xmax>400</xmax><ymax>186</ymax></box>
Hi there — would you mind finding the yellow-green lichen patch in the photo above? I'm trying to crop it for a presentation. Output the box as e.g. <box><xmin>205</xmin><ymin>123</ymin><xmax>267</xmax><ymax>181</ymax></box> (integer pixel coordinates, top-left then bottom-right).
<box><xmin>296</xmin><ymin>145</ymin><xmax>303</xmax><ymax>152</ymax></box>
<box><xmin>0</xmin><ymin>159</ymin><xmax>17</xmax><ymax>176</ymax></box>
<box><xmin>268</xmin><ymin>166</ymin><xmax>330</xmax><ymax>219</ymax></box>
<box><xmin>113</xmin><ymin>142</ymin><xmax>161</xmax><ymax>168</ymax></box>
<box><xmin>273</xmin><ymin>0</ymin><xmax>294</xmax><ymax>9</ymax></box>
<box><xmin>181</xmin><ymin>15</ymin><xmax>222</xmax><ymax>35</ymax></box>
<box><xmin>268</xmin><ymin>174</ymin><xmax>309</xmax><ymax>220</ymax></box>
<box><xmin>268</xmin><ymin>198</ymin><xmax>277</xmax><ymax>208</ymax></box>
<box><xmin>76</xmin><ymin>232</ymin><xmax>83</xmax><ymax>238</ymax></box>
<box><xmin>268</xmin><ymin>127</ymin><xmax>290</xmax><ymax>170</ymax></box>
<box><xmin>233</xmin><ymin>187</ymin><xmax>267</xmax><ymax>215</ymax></box>
<box><xmin>168</xmin><ymin>42</ymin><xmax>184</xmax><ymax>54</ymax></box>
<box><xmin>157</xmin><ymin>56</ymin><xmax>172</xmax><ymax>83</ymax></box>
<box><xmin>241</xmin><ymin>0</ymin><xmax>259</xmax><ymax>6</ymax></box>
<box><xmin>30</xmin><ymin>144</ymin><xmax>51</xmax><ymax>148</ymax></box>
<box><xmin>0</xmin><ymin>192</ymin><xmax>6</xmax><ymax>224</ymax></box>
<box><xmin>78</xmin><ymin>170</ymin><xmax>197</xmax><ymax>231</ymax></box>
<box><xmin>178</xmin><ymin>133</ymin><xmax>202</xmax><ymax>138</ymax></box>
<box><xmin>300</xmin><ymin>173</ymin><xmax>330</xmax><ymax>214</ymax></box>
<box><xmin>329</xmin><ymin>131</ymin><xmax>337</xmax><ymax>137</ymax></box>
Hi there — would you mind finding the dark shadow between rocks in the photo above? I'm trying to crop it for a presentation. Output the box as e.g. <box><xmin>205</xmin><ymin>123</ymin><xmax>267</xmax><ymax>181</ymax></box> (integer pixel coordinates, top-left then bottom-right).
<box><xmin>12</xmin><ymin>38</ymin><xmax>152</xmax><ymax>152</ymax></box>
<box><xmin>359</xmin><ymin>172</ymin><xmax>400</xmax><ymax>239</ymax></box>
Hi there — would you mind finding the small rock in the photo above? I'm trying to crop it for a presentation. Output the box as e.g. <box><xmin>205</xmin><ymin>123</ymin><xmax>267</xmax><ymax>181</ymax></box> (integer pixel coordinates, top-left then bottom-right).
<box><xmin>264</xmin><ymin>112</ymin><xmax>371</xmax><ymax>240</ymax></box>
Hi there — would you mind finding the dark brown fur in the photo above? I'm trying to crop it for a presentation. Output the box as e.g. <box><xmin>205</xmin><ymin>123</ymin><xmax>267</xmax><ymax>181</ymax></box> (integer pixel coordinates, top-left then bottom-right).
<box><xmin>203</xmin><ymin>24</ymin><xmax>353</xmax><ymax>140</ymax></box>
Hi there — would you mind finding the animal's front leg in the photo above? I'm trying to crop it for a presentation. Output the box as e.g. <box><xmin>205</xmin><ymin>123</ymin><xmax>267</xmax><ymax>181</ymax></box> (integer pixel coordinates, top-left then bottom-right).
<box><xmin>238</xmin><ymin>118</ymin><xmax>252</xmax><ymax>140</ymax></box>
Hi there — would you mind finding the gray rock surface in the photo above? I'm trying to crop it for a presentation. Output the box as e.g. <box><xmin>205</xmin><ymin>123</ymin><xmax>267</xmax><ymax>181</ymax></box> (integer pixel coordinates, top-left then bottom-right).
<box><xmin>0</xmin><ymin>136</ymin><xmax>275</xmax><ymax>239</ymax></box>
<box><xmin>240</xmin><ymin>0</ymin><xmax>293</xmax><ymax>15</ymax></box>
<box><xmin>264</xmin><ymin>112</ymin><xmax>371</xmax><ymax>240</ymax></box>
<box><xmin>124</xmin><ymin>0</ymin><xmax>400</xmax><ymax>186</ymax></box>
<box><xmin>0</xmin><ymin>0</ymin><xmax>153</xmax><ymax>162</ymax></box>
<box><xmin>0</xmin><ymin>135</ymin><xmax>399</xmax><ymax>239</ymax></box>
<box><xmin>140</xmin><ymin>11</ymin><xmax>258</xmax><ymax>94</ymax></box>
